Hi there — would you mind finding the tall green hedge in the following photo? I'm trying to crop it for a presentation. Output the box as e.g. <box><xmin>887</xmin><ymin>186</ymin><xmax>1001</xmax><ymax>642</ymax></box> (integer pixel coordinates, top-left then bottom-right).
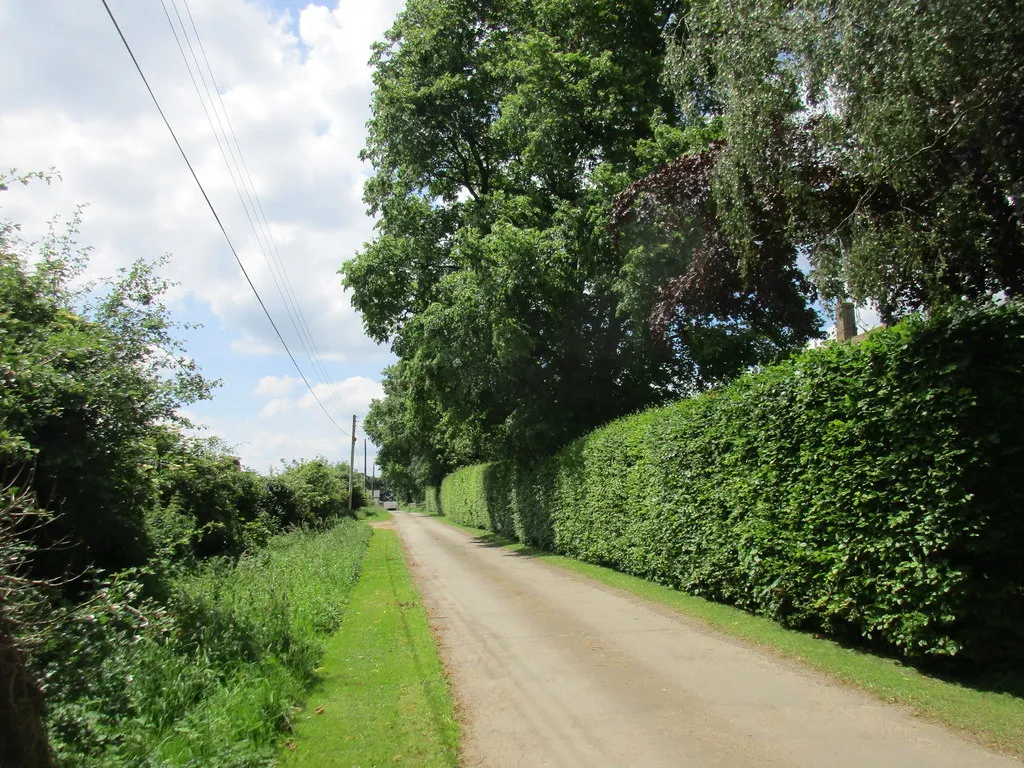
<box><xmin>440</xmin><ymin>303</ymin><xmax>1024</xmax><ymax>666</ymax></box>
<box><xmin>424</xmin><ymin>486</ymin><xmax>442</xmax><ymax>515</ymax></box>
<box><xmin>438</xmin><ymin>467</ymin><xmax>489</xmax><ymax>528</ymax></box>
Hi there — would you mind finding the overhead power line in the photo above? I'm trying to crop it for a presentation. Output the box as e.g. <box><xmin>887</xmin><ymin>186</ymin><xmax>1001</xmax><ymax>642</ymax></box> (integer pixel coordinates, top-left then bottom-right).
<box><xmin>160</xmin><ymin>0</ymin><xmax>341</xmax><ymax>401</ymax></box>
<box><xmin>158</xmin><ymin>0</ymin><xmax>353</xmax><ymax>422</ymax></box>
<box><xmin>176</xmin><ymin>0</ymin><xmax>332</xmax><ymax>379</ymax></box>
<box><xmin>99</xmin><ymin>0</ymin><xmax>350</xmax><ymax>437</ymax></box>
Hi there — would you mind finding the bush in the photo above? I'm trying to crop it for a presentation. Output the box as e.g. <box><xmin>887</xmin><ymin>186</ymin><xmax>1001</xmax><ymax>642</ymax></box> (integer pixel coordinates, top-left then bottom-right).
<box><xmin>1</xmin><ymin>179</ymin><xmax>376</xmax><ymax>762</ymax></box>
<box><xmin>440</xmin><ymin>302</ymin><xmax>1024</xmax><ymax>667</ymax></box>
<box><xmin>0</xmin><ymin>214</ymin><xmax>217</xmax><ymax>580</ymax></box>
<box><xmin>40</xmin><ymin>520</ymin><xmax>372</xmax><ymax>767</ymax></box>
<box><xmin>276</xmin><ymin>459</ymin><xmax>367</xmax><ymax>526</ymax></box>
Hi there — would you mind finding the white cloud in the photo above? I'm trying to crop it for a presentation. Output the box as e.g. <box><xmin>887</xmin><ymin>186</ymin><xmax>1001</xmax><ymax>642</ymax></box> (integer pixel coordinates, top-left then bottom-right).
<box><xmin>246</xmin><ymin>375</ymin><xmax>382</xmax><ymax>469</ymax></box>
<box><xmin>0</xmin><ymin>0</ymin><xmax>402</xmax><ymax>361</ymax></box>
<box><xmin>256</xmin><ymin>375</ymin><xmax>382</xmax><ymax>420</ymax></box>
<box><xmin>254</xmin><ymin>374</ymin><xmax>298</xmax><ymax>397</ymax></box>
<box><xmin>231</xmin><ymin>333</ymin><xmax>280</xmax><ymax>357</ymax></box>
<box><xmin>298</xmin><ymin>376</ymin><xmax>383</xmax><ymax>413</ymax></box>
<box><xmin>258</xmin><ymin>397</ymin><xmax>295</xmax><ymax>419</ymax></box>
<box><xmin>246</xmin><ymin>430</ymin><xmax>340</xmax><ymax>468</ymax></box>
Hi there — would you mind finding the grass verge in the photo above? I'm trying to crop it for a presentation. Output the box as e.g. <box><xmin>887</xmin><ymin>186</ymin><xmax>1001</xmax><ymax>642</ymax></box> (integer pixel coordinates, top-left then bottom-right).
<box><xmin>357</xmin><ymin>504</ymin><xmax>394</xmax><ymax>522</ymax></box>
<box><xmin>433</xmin><ymin>515</ymin><xmax>1024</xmax><ymax>758</ymax></box>
<box><xmin>278</xmin><ymin>528</ymin><xmax>459</xmax><ymax>767</ymax></box>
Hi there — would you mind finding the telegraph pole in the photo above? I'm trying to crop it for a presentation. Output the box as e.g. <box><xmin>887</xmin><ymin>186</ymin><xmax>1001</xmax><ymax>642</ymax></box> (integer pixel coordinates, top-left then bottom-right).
<box><xmin>348</xmin><ymin>415</ymin><xmax>356</xmax><ymax>512</ymax></box>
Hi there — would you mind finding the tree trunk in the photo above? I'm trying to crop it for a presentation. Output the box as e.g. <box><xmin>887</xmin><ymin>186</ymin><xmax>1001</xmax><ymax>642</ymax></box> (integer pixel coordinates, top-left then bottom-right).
<box><xmin>0</xmin><ymin>599</ymin><xmax>56</xmax><ymax>768</ymax></box>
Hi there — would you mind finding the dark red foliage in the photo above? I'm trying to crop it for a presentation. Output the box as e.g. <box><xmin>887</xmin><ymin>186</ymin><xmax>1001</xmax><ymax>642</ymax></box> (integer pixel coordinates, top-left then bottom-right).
<box><xmin>611</xmin><ymin>142</ymin><xmax>818</xmax><ymax>357</ymax></box>
<box><xmin>610</xmin><ymin>142</ymin><xmax>724</xmax><ymax>243</ymax></box>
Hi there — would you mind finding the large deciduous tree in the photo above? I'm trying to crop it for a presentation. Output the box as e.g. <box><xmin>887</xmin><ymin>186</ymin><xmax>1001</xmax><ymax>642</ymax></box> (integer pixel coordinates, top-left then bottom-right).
<box><xmin>665</xmin><ymin>0</ymin><xmax>1024</xmax><ymax>321</ymax></box>
<box><xmin>345</xmin><ymin>0</ymin><xmax>713</xmax><ymax>468</ymax></box>
<box><xmin>610</xmin><ymin>135</ymin><xmax>821</xmax><ymax>390</ymax></box>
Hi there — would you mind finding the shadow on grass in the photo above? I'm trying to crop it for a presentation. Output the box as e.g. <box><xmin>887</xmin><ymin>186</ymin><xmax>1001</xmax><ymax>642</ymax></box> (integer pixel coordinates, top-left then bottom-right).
<box><xmin>356</xmin><ymin>507</ymin><xmax>391</xmax><ymax>523</ymax></box>
<box><xmin>926</xmin><ymin>662</ymin><xmax>1024</xmax><ymax>702</ymax></box>
<box><xmin>397</xmin><ymin>505</ymin><xmax>446</xmax><ymax>518</ymax></box>
<box><xmin>788</xmin><ymin>625</ymin><xmax>1024</xmax><ymax>702</ymax></box>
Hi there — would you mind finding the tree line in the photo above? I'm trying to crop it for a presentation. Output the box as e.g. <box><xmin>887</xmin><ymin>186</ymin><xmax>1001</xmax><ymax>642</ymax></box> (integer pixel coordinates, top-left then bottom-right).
<box><xmin>0</xmin><ymin>173</ymin><xmax>371</xmax><ymax>765</ymax></box>
<box><xmin>344</xmin><ymin>0</ymin><xmax>1023</xmax><ymax>498</ymax></box>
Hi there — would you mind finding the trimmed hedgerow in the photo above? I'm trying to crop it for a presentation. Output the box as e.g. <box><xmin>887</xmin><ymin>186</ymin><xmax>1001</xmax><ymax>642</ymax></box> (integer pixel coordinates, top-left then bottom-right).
<box><xmin>424</xmin><ymin>486</ymin><xmax>442</xmax><ymax>516</ymax></box>
<box><xmin>439</xmin><ymin>466</ymin><xmax>488</xmax><ymax>528</ymax></box>
<box><xmin>440</xmin><ymin>302</ymin><xmax>1024</xmax><ymax>666</ymax></box>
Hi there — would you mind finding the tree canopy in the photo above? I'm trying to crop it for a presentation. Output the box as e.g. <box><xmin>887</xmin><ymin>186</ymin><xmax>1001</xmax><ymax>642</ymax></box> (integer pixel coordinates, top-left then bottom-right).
<box><xmin>347</xmin><ymin>0</ymin><xmax>1023</xmax><ymax>496</ymax></box>
<box><xmin>345</xmin><ymin>0</ymin><xmax>826</xmax><ymax>488</ymax></box>
<box><xmin>0</xmin><ymin>199</ymin><xmax>215</xmax><ymax>576</ymax></box>
<box><xmin>664</xmin><ymin>0</ymin><xmax>1024</xmax><ymax>320</ymax></box>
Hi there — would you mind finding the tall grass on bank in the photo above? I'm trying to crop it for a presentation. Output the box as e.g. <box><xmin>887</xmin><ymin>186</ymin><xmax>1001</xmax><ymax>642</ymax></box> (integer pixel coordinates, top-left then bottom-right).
<box><xmin>280</xmin><ymin>529</ymin><xmax>459</xmax><ymax>767</ymax></box>
<box><xmin>41</xmin><ymin>520</ymin><xmax>371</xmax><ymax>767</ymax></box>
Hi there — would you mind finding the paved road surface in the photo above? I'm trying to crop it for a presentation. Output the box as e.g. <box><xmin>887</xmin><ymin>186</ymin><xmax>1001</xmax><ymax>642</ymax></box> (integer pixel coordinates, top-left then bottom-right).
<box><xmin>393</xmin><ymin>512</ymin><xmax>1019</xmax><ymax>768</ymax></box>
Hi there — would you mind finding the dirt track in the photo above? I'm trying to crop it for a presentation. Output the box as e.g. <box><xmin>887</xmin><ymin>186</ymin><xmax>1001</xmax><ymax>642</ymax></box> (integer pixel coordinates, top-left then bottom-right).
<box><xmin>394</xmin><ymin>512</ymin><xmax>1019</xmax><ymax>768</ymax></box>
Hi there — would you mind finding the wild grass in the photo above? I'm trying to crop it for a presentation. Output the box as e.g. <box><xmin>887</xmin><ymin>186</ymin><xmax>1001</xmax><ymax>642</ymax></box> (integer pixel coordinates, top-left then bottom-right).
<box><xmin>279</xmin><ymin>529</ymin><xmax>459</xmax><ymax>767</ymax></box>
<box><xmin>43</xmin><ymin>520</ymin><xmax>371</xmax><ymax>767</ymax></box>
<box><xmin>357</xmin><ymin>504</ymin><xmax>394</xmax><ymax>523</ymax></box>
<box><xmin>436</xmin><ymin>517</ymin><xmax>1024</xmax><ymax>758</ymax></box>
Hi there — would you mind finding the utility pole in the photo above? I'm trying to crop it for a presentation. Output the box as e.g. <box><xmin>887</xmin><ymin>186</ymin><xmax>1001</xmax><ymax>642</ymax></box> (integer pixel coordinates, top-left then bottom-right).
<box><xmin>349</xmin><ymin>415</ymin><xmax>356</xmax><ymax>513</ymax></box>
<box><xmin>363</xmin><ymin>438</ymin><xmax>368</xmax><ymax>491</ymax></box>
<box><xmin>371</xmin><ymin>462</ymin><xmax>376</xmax><ymax>500</ymax></box>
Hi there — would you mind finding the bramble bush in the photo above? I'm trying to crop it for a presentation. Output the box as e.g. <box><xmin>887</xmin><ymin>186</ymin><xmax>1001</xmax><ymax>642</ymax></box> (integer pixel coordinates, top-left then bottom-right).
<box><xmin>0</xmin><ymin>176</ymin><xmax>376</xmax><ymax>764</ymax></box>
<box><xmin>440</xmin><ymin>302</ymin><xmax>1024</xmax><ymax>667</ymax></box>
<box><xmin>41</xmin><ymin>521</ymin><xmax>371</xmax><ymax>767</ymax></box>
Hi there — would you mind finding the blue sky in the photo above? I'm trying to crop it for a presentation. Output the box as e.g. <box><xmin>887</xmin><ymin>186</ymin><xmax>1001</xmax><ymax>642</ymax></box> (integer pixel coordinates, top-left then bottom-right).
<box><xmin>0</xmin><ymin>0</ymin><xmax>406</xmax><ymax>470</ymax></box>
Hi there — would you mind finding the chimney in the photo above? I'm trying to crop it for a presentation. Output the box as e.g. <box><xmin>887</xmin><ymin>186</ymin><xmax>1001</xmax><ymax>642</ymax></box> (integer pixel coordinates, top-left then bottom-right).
<box><xmin>835</xmin><ymin>301</ymin><xmax>857</xmax><ymax>342</ymax></box>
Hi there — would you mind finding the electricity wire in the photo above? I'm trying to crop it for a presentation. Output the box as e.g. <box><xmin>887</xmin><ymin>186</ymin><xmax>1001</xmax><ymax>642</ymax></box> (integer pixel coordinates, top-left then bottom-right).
<box><xmin>99</xmin><ymin>0</ymin><xmax>351</xmax><ymax>437</ymax></box>
<box><xmin>160</xmin><ymin>0</ymin><xmax>351</xmax><ymax>420</ymax></box>
<box><xmin>177</xmin><ymin>0</ymin><xmax>333</xmax><ymax>387</ymax></box>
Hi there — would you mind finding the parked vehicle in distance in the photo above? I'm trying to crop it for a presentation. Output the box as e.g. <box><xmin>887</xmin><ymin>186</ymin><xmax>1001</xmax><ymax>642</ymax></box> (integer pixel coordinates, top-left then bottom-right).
<box><xmin>382</xmin><ymin>501</ymin><xmax>398</xmax><ymax>510</ymax></box>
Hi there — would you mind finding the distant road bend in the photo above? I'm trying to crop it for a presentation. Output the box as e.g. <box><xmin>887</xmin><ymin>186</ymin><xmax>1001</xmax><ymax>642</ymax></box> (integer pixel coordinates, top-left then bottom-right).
<box><xmin>394</xmin><ymin>512</ymin><xmax>1019</xmax><ymax>768</ymax></box>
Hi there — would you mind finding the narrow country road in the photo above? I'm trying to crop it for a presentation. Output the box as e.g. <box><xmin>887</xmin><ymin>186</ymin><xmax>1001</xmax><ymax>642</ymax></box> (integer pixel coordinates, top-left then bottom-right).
<box><xmin>393</xmin><ymin>512</ymin><xmax>1019</xmax><ymax>768</ymax></box>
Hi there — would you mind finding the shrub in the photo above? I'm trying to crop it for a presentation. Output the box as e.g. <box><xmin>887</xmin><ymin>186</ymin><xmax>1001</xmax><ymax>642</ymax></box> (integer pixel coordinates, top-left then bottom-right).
<box><xmin>277</xmin><ymin>459</ymin><xmax>367</xmax><ymax>525</ymax></box>
<box><xmin>40</xmin><ymin>520</ymin><xmax>371</xmax><ymax>767</ymax></box>
<box><xmin>440</xmin><ymin>302</ymin><xmax>1024</xmax><ymax>667</ymax></box>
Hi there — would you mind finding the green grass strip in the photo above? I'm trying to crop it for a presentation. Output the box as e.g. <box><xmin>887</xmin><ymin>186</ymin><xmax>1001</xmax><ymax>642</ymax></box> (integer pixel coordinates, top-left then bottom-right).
<box><xmin>357</xmin><ymin>505</ymin><xmax>394</xmax><ymax>523</ymax></box>
<box><xmin>278</xmin><ymin>528</ymin><xmax>459</xmax><ymax>767</ymax></box>
<box><xmin>433</xmin><ymin>516</ymin><xmax>1024</xmax><ymax>758</ymax></box>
